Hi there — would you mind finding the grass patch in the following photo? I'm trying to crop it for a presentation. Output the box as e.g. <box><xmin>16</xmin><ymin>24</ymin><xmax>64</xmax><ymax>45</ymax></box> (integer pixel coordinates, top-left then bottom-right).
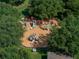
<box><xmin>74</xmin><ymin>52</ymin><xmax>79</xmax><ymax>59</ymax></box>
<box><xmin>28</xmin><ymin>52</ymin><xmax>41</xmax><ymax>59</ymax></box>
<box><xmin>23</xmin><ymin>48</ymin><xmax>47</xmax><ymax>59</ymax></box>
<box><xmin>13</xmin><ymin>0</ymin><xmax>29</xmax><ymax>17</ymax></box>
<box><xmin>14</xmin><ymin>0</ymin><xmax>29</xmax><ymax>12</ymax></box>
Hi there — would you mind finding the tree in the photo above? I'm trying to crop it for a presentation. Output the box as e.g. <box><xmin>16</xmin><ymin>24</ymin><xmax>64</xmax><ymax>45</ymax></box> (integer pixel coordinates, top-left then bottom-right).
<box><xmin>0</xmin><ymin>3</ymin><xmax>29</xmax><ymax>59</ymax></box>
<box><xmin>0</xmin><ymin>0</ymin><xmax>25</xmax><ymax>5</ymax></box>
<box><xmin>27</xmin><ymin>0</ymin><xmax>64</xmax><ymax>20</ymax></box>
<box><xmin>48</xmin><ymin>15</ymin><xmax>79</xmax><ymax>56</ymax></box>
<box><xmin>0</xmin><ymin>2</ymin><xmax>23</xmax><ymax>47</ymax></box>
<box><xmin>66</xmin><ymin>0</ymin><xmax>79</xmax><ymax>11</ymax></box>
<box><xmin>0</xmin><ymin>46</ymin><xmax>28</xmax><ymax>59</ymax></box>
<box><xmin>57</xmin><ymin>0</ymin><xmax>79</xmax><ymax>20</ymax></box>
<box><xmin>62</xmin><ymin>0</ymin><xmax>79</xmax><ymax>16</ymax></box>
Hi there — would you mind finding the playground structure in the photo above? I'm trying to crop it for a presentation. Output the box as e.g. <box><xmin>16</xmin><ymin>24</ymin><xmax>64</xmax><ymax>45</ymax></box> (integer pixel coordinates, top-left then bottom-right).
<box><xmin>20</xmin><ymin>16</ymin><xmax>60</xmax><ymax>31</ymax></box>
<box><xmin>20</xmin><ymin>16</ymin><xmax>60</xmax><ymax>48</ymax></box>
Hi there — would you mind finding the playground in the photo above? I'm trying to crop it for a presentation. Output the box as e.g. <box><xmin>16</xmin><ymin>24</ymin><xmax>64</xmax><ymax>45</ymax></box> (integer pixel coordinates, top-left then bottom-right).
<box><xmin>20</xmin><ymin>17</ymin><xmax>60</xmax><ymax>47</ymax></box>
<box><xmin>21</xmin><ymin>26</ymin><xmax>50</xmax><ymax>47</ymax></box>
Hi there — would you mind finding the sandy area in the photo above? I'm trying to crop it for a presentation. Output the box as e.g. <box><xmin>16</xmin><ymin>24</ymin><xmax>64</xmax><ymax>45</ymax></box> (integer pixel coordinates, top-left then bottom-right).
<box><xmin>21</xmin><ymin>26</ymin><xmax>50</xmax><ymax>48</ymax></box>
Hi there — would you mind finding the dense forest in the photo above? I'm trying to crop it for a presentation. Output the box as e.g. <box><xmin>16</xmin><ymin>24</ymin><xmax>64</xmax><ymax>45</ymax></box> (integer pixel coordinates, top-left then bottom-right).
<box><xmin>0</xmin><ymin>2</ymin><xmax>28</xmax><ymax>59</ymax></box>
<box><xmin>0</xmin><ymin>0</ymin><xmax>79</xmax><ymax>59</ymax></box>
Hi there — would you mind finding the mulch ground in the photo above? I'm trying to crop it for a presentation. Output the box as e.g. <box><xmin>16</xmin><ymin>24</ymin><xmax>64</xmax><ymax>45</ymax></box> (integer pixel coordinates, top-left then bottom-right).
<box><xmin>21</xmin><ymin>26</ymin><xmax>50</xmax><ymax>48</ymax></box>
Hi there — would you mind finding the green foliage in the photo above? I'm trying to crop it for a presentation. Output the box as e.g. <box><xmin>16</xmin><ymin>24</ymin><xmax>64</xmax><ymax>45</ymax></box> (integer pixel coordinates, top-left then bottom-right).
<box><xmin>28</xmin><ymin>52</ymin><xmax>41</xmax><ymax>59</ymax></box>
<box><xmin>0</xmin><ymin>46</ymin><xmax>28</xmax><ymax>59</ymax></box>
<box><xmin>62</xmin><ymin>0</ymin><xmax>79</xmax><ymax>17</ymax></box>
<box><xmin>0</xmin><ymin>2</ymin><xmax>29</xmax><ymax>59</ymax></box>
<box><xmin>74</xmin><ymin>51</ymin><xmax>79</xmax><ymax>59</ymax></box>
<box><xmin>66</xmin><ymin>0</ymin><xmax>79</xmax><ymax>11</ymax></box>
<box><xmin>27</xmin><ymin>0</ymin><xmax>64</xmax><ymax>19</ymax></box>
<box><xmin>0</xmin><ymin>0</ymin><xmax>25</xmax><ymax>5</ymax></box>
<box><xmin>48</xmin><ymin>15</ymin><xmax>79</xmax><ymax>56</ymax></box>
<box><xmin>0</xmin><ymin>2</ymin><xmax>23</xmax><ymax>47</ymax></box>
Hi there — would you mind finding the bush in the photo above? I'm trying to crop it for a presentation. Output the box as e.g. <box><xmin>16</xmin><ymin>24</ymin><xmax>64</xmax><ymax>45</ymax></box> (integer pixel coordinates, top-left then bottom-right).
<box><xmin>48</xmin><ymin>15</ymin><xmax>79</xmax><ymax>56</ymax></box>
<box><xmin>0</xmin><ymin>2</ymin><xmax>23</xmax><ymax>47</ymax></box>
<box><xmin>27</xmin><ymin>0</ymin><xmax>64</xmax><ymax>20</ymax></box>
<box><xmin>0</xmin><ymin>46</ymin><xmax>28</xmax><ymax>59</ymax></box>
<box><xmin>0</xmin><ymin>0</ymin><xmax>25</xmax><ymax>5</ymax></box>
